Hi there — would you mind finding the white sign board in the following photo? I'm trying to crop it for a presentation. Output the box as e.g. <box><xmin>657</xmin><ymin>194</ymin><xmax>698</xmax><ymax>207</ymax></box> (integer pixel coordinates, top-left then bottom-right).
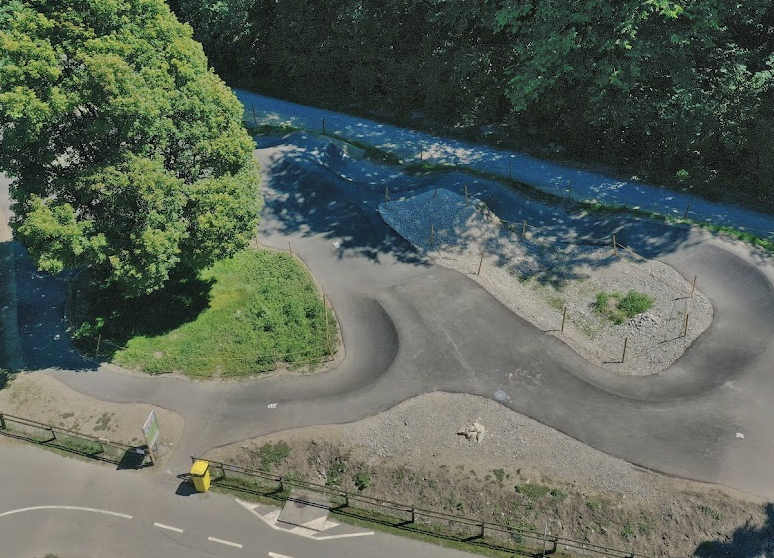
<box><xmin>142</xmin><ymin>410</ymin><xmax>160</xmax><ymax>448</ymax></box>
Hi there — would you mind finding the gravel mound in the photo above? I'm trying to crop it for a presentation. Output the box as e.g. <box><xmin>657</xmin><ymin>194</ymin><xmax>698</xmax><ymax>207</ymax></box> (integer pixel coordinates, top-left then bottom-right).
<box><xmin>379</xmin><ymin>189</ymin><xmax>713</xmax><ymax>375</ymax></box>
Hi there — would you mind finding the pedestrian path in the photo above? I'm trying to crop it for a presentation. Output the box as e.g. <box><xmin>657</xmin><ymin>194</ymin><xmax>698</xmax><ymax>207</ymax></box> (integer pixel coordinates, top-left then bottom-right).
<box><xmin>235</xmin><ymin>89</ymin><xmax>774</xmax><ymax>238</ymax></box>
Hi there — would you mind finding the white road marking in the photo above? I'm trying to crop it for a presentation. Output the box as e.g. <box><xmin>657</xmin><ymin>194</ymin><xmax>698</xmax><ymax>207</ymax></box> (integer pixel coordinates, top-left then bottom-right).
<box><xmin>269</xmin><ymin>553</ymin><xmax>295</xmax><ymax>558</ymax></box>
<box><xmin>208</xmin><ymin>536</ymin><xmax>243</xmax><ymax>548</ymax></box>
<box><xmin>0</xmin><ymin>505</ymin><xmax>132</xmax><ymax>520</ymax></box>
<box><xmin>154</xmin><ymin>522</ymin><xmax>184</xmax><ymax>533</ymax></box>
<box><xmin>736</xmin><ymin>432</ymin><xmax>745</xmax><ymax>439</ymax></box>
<box><xmin>267</xmin><ymin>403</ymin><xmax>278</xmax><ymax>409</ymax></box>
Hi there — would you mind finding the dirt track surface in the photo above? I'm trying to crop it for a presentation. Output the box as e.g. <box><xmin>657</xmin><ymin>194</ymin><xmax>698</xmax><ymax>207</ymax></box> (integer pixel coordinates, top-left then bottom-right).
<box><xmin>3</xmin><ymin>121</ymin><xmax>774</xmax><ymax>508</ymax></box>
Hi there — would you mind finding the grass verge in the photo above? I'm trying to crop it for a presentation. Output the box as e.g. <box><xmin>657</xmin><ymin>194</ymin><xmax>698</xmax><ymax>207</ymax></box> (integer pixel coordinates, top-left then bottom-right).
<box><xmin>72</xmin><ymin>249</ymin><xmax>337</xmax><ymax>378</ymax></box>
<box><xmin>593</xmin><ymin>291</ymin><xmax>654</xmax><ymax>325</ymax></box>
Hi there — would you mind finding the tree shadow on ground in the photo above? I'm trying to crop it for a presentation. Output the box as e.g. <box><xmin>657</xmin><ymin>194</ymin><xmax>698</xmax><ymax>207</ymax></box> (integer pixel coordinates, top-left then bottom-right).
<box><xmin>694</xmin><ymin>502</ymin><xmax>774</xmax><ymax>558</ymax></box>
<box><xmin>72</xmin><ymin>268</ymin><xmax>214</xmax><ymax>360</ymax></box>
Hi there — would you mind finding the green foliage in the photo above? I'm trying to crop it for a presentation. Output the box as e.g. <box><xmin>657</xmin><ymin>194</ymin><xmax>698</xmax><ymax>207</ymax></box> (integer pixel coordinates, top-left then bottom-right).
<box><xmin>492</xmin><ymin>469</ymin><xmax>506</xmax><ymax>483</ymax></box>
<box><xmin>171</xmin><ymin>0</ymin><xmax>774</xmax><ymax>208</ymax></box>
<box><xmin>0</xmin><ymin>0</ymin><xmax>261</xmax><ymax>295</ymax></box>
<box><xmin>594</xmin><ymin>291</ymin><xmax>653</xmax><ymax>324</ymax></box>
<box><xmin>617</xmin><ymin>291</ymin><xmax>655</xmax><ymax>317</ymax></box>
<box><xmin>255</xmin><ymin>441</ymin><xmax>291</xmax><ymax>472</ymax></box>
<box><xmin>514</xmin><ymin>484</ymin><xmax>550</xmax><ymax>500</ymax></box>
<box><xmin>77</xmin><ymin>250</ymin><xmax>336</xmax><ymax>377</ymax></box>
<box><xmin>326</xmin><ymin>458</ymin><xmax>347</xmax><ymax>486</ymax></box>
<box><xmin>549</xmin><ymin>488</ymin><xmax>567</xmax><ymax>501</ymax></box>
<box><xmin>622</xmin><ymin>519</ymin><xmax>634</xmax><ymax>538</ymax></box>
<box><xmin>353</xmin><ymin>471</ymin><xmax>371</xmax><ymax>491</ymax></box>
<box><xmin>586</xmin><ymin>500</ymin><xmax>600</xmax><ymax>511</ymax></box>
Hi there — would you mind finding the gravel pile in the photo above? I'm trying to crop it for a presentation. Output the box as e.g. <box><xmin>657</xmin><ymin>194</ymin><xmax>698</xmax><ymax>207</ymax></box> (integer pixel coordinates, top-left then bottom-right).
<box><xmin>379</xmin><ymin>189</ymin><xmax>713</xmax><ymax>375</ymax></box>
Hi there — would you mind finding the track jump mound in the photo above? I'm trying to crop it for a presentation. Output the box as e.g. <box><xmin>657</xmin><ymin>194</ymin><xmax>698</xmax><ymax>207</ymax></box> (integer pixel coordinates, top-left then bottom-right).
<box><xmin>379</xmin><ymin>189</ymin><xmax>713</xmax><ymax>376</ymax></box>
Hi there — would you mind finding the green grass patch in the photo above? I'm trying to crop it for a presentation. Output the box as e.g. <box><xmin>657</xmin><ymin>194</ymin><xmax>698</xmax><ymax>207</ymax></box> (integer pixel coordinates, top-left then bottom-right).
<box><xmin>75</xmin><ymin>250</ymin><xmax>336</xmax><ymax>378</ymax></box>
<box><xmin>593</xmin><ymin>290</ymin><xmax>653</xmax><ymax>325</ymax></box>
<box><xmin>514</xmin><ymin>483</ymin><xmax>551</xmax><ymax>499</ymax></box>
<box><xmin>245</xmin><ymin>122</ymin><xmax>299</xmax><ymax>136</ymax></box>
<box><xmin>254</xmin><ymin>441</ymin><xmax>291</xmax><ymax>472</ymax></box>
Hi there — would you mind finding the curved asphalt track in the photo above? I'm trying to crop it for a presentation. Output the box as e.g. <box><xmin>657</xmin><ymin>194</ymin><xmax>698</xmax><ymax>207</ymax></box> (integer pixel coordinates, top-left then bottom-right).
<box><xmin>3</xmin><ymin>126</ymin><xmax>774</xmax><ymax>502</ymax></box>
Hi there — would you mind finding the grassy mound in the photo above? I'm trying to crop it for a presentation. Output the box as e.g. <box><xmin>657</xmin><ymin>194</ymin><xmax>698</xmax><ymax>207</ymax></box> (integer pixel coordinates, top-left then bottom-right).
<box><xmin>73</xmin><ymin>250</ymin><xmax>336</xmax><ymax>378</ymax></box>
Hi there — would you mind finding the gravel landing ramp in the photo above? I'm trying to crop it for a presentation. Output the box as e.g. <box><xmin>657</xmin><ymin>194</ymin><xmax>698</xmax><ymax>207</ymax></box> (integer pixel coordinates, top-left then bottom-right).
<box><xmin>379</xmin><ymin>189</ymin><xmax>713</xmax><ymax>375</ymax></box>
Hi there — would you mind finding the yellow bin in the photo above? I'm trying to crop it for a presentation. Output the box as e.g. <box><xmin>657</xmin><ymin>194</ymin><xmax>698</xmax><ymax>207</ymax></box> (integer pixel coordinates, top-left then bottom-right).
<box><xmin>190</xmin><ymin>460</ymin><xmax>211</xmax><ymax>492</ymax></box>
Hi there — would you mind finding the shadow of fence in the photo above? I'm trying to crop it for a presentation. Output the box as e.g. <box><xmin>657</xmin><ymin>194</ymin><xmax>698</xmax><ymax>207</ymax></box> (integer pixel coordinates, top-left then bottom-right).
<box><xmin>0</xmin><ymin>411</ymin><xmax>152</xmax><ymax>469</ymax></box>
<box><xmin>192</xmin><ymin>456</ymin><xmax>651</xmax><ymax>558</ymax></box>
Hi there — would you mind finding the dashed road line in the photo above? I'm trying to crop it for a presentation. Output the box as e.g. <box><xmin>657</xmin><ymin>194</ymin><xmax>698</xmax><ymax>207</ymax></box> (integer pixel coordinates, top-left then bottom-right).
<box><xmin>0</xmin><ymin>505</ymin><xmax>132</xmax><ymax>520</ymax></box>
<box><xmin>208</xmin><ymin>536</ymin><xmax>243</xmax><ymax>548</ymax></box>
<box><xmin>154</xmin><ymin>522</ymin><xmax>184</xmax><ymax>533</ymax></box>
<box><xmin>268</xmin><ymin>552</ymin><xmax>295</xmax><ymax>558</ymax></box>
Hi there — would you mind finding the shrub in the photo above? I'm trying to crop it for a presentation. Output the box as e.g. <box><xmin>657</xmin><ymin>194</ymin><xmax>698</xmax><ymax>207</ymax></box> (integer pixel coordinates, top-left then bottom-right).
<box><xmin>255</xmin><ymin>441</ymin><xmax>291</xmax><ymax>472</ymax></box>
<box><xmin>515</xmin><ymin>484</ymin><xmax>550</xmax><ymax>499</ymax></box>
<box><xmin>617</xmin><ymin>291</ymin><xmax>654</xmax><ymax>318</ymax></box>
<box><xmin>353</xmin><ymin>471</ymin><xmax>371</xmax><ymax>491</ymax></box>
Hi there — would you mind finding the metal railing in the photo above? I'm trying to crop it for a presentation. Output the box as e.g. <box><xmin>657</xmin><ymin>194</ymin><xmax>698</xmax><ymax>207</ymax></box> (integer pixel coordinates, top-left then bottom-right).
<box><xmin>0</xmin><ymin>411</ymin><xmax>151</xmax><ymax>467</ymax></box>
<box><xmin>192</xmin><ymin>456</ymin><xmax>654</xmax><ymax>558</ymax></box>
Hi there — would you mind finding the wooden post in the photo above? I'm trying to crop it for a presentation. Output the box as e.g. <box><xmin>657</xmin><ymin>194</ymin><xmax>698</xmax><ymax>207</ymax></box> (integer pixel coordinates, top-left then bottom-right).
<box><xmin>323</xmin><ymin>296</ymin><xmax>332</xmax><ymax>355</ymax></box>
<box><xmin>433</xmin><ymin>187</ymin><xmax>438</xmax><ymax>199</ymax></box>
<box><xmin>567</xmin><ymin>178</ymin><xmax>573</xmax><ymax>201</ymax></box>
<box><xmin>411</xmin><ymin>507</ymin><xmax>416</xmax><ymax>523</ymax></box>
<box><xmin>477</xmin><ymin>250</ymin><xmax>485</xmax><ymax>275</ymax></box>
<box><xmin>561</xmin><ymin>307</ymin><xmax>567</xmax><ymax>332</ymax></box>
<box><xmin>385</xmin><ymin>186</ymin><xmax>390</xmax><ymax>205</ymax></box>
<box><xmin>0</xmin><ymin>414</ymin><xmax>5</xmax><ymax>430</ymax></box>
<box><xmin>420</xmin><ymin>145</ymin><xmax>423</xmax><ymax>162</ymax></box>
<box><xmin>288</xmin><ymin>241</ymin><xmax>293</xmax><ymax>257</ymax></box>
<box><xmin>621</xmin><ymin>337</ymin><xmax>628</xmax><ymax>362</ymax></box>
<box><xmin>612</xmin><ymin>235</ymin><xmax>618</xmax><ymax>255</ymax></box>
<box><xmin>479</xmin><ymin>522</ymin><xmax>485</xmax><ymax>538</ymax></box>
<box><xmin>49</xmin><ymin>426</ymin><xmax>57</xmax><ymax>441</ymax></box>
<box><xmin>684</xmin><ymin>201</ymin><xmax>692</xmax><ymax>219</ymax></box>
<box><xmin>682</xmin><ymin>313</ymin><xmax>690</xmax><ymax>338</ymax></box>
<box><xmin>322</xmin><ymin>117</ymin><xmax>325</xmax><ymax>135</ymax></box>
<box><xmin>522</xmin><ymin>220</ymin><xmax>527</xmax><ymax>239</ymax></box>
<box><xmin>542</xmin><ymin>524</ymin><xmax>548</xmax><ymax>557</ymax></box>
<box><xmin>95</xmin><ymin>334</ymin><xmax>101</xmax><ymax>358</ymax></box>
<box><xmin>430</xmin><ymin>224</ymin><xmax>435</xmax><ymax>247</ymax></box>
<box><xmin>220</xmin><ymin>464</ymin><xmax>227</xmax><ymax>479</ymax></box>
<box><xmin>508</xmin><ymin>159</ymin><xmax>512</xmax><ymax>181</ymax></box>
<box><xmin>690</xmin><ymin>275</ymin><xmax>697</xmax><ymax>298</ymax></box>
<box><xmin>251</xmin><ymin>104</ymin><xmax>257</xmax><ymax>124</ymax></box>
<box><xmin>464</xmin><ymin>184</ymin><xmax>468</xmax><ymax>203</ymax></box>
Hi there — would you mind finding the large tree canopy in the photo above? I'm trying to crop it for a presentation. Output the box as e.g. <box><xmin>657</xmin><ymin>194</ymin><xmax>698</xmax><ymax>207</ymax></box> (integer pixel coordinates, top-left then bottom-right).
<box><xmin>0</xmin><ymin>0</ymin><xmax>260</xmax><ymax>295</ymax></box>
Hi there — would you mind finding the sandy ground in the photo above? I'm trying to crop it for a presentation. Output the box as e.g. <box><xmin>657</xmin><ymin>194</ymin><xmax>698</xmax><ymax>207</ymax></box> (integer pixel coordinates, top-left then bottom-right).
<box><xmin>0</xmin><ymin>372</ymin><xmax>184</xmax><ymax>468</ymax></box>
<box><xmin>208</xmin><ymin>392</ymin><xmax>772</xmax><ymax>557</ymax></box>
<box><xmin>379</xmin><ymin>189</ymin><xmax>713</xmax><ymax>375</ymax></box>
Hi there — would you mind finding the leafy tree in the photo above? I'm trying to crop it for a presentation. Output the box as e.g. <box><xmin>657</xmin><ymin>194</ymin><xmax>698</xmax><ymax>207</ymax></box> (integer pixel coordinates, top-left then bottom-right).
<box><xmin>0</xmin><ymin>0</ymin><xmax>260</xmax><ymax>295</ymax></box>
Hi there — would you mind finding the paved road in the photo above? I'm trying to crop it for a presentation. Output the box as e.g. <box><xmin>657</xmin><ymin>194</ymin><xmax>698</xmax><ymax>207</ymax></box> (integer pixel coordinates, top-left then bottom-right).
<box><xmin>0</xmin><ymin>445</ymin><xmax>477</xmax><ymax>558</ymax></box>
<box><xmin>235</xmin><ymin>89</ymin><xmax>774</xmax><ymax>238</ymax></box>
<box><xmin>3</xmin><ymin>114</ymin><xmax>774</xmax><ymax>504</ymax></box>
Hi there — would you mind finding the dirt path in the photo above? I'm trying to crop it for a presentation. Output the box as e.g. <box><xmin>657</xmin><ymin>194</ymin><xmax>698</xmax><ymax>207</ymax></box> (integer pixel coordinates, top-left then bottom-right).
<box><xmin>0</xmin><ymin>372</ymin><xmax>184</xmax><ymax>468</ymax></box>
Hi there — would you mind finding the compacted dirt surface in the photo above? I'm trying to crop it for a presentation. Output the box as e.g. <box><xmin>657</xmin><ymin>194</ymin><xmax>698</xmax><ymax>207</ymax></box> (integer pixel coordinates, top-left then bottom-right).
<box><xmin>0</xmin><ymin>372</ymin><xmax>184</xmax><ymax>464</ymax></box>
<box><xmin>209</xmin><ymin>392</ymin><xmax>774</xmax><ymax>558</ymax></box>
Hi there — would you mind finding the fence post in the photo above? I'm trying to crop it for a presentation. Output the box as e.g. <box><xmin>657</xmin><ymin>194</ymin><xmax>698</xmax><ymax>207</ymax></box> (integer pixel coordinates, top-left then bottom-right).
<box><xmin>477</xmin><ymin>250</ymin><xmax>485</xmax><ymax>275</ymax></box>
<box><xmin>567</xmin><ymin>178</ymin><xmax>573</xmax><ymax>201</ymax></box>
<box><xmin>411</xmin><ymin>507</ymin><xmax>416</xmax><ymax>523</ymax></box>
<box><xmin>322</xmin><ymin>117</ymin><xmax>325</xmax><ymax>135</ymax></box>
<box><xmin>345</xmin><ymin>493</ymin><xmax>350</xmax><ymax>507</ymax></box>
<box><xmin>479</xmin><ymin>522</ymin><xmax>485</xmax><ymax>538</ymax></box>
<box><xmin>385</xmin><ymin>186</ymin><xmax>390</xmax><ymax>205</ymax></box>
<box><xmin>508</xmin><ymin>159</ymin><xmax>512</xmax><ymax>181</ymax></box>
<box><xmin>464</xmin><ymin>184</ymin><xmax>468</xmax><ymax>203</ymax></box>
<box><xmin>691</xmin><ymin>275</ymin><xmax>697</xmax><ymax>298</ymax></box>
<box><xmin>433</xmin><ymin>187</ymin><xmax>439</xmax><ymax>199</ymax></box>
<box><xmin>522</xmin><ymin>220</ymin><xmax>527</xmax><ymax>239</ymax></box>
<box><xmin>430</xmin><ymin>224</ymin><xmax>435</xmax><ymax>247</ymax></box>
<box><xmin>622</xmin><ymin>337</ymin><xmax>628</xmax><ymax>363</ymax></box>
<box><xmin>420</xmin><ymin>145</ymin><xmax>423</xmax><ymax>162</ymax></box>
<box><xmin>612</xmin><ymin>235</ymin><xmax>618</xmax><ymax>255</ymax></box>
<box><xmin>561</xmin><ymin>307</ymin><xmax>567</xmax><ymax>332</ymax></box>
<box><xmin>0</xmin><ymin>414</ymin><xmax>5</xmax><ymax>430</ymax></box>
<box><xmin>49</xmin><ymin>426</ymin><xmax>57</xmax><ymax>441</ymax></box>
<box><xmin>682</xmin><ymin>313</ymin><xmax>690</xmax><ymax>338</ymax></box>
<box><xmin>220</xmin><ymin>464</ymin><xmax>227</xmax><ymax>479</ymax></box>
<box><xmin>542</xmin><ymin>523</ymin><xmax>548</xmax><ymax>557</ymax></box>
<box><xmin>684</xmin><ymin>201</ymin><xmax>691</xmax><ymax>219</ymax></box>
<box><xmin>288</xmin><ymin>241</ymin><xmax>293</xmax><ymax>257</ymax></box>
<box><xmin>251</xmin><ymin>105</ymin><xmax>257</xmax><ymax>124</ymax></box>
<box><xmin>95</xmin><ymin>334</ymin><xmax>101</xmax><ymax>358</ymax></box>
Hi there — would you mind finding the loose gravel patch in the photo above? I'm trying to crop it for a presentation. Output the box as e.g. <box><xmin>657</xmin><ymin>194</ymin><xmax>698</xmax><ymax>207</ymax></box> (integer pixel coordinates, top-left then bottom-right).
<box><xmin>379</xmin><ymin>189</ymin><xmax>713</xmax><ymax>375</ymax></box>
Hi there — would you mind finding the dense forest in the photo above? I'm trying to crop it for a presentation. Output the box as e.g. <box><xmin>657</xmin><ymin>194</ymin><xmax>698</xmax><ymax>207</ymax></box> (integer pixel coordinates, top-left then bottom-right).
<box><xmin>169</xmin><ymin>0</ymin><xmax>774</xmax><ymax>206</ymax></box>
